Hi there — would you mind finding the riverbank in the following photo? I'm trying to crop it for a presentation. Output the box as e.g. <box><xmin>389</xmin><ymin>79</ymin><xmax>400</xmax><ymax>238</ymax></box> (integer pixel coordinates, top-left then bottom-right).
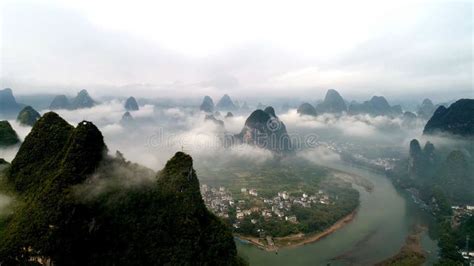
<box><xmin>235</xmin><ymin>163</ymin><xmax>439</xmax><ymax>266</ymax></box>
<box><xmin>236</xmin><ymin>209</ymin><xmax>358</xmax><ymax>251</ymax></box>
<box><xmin>374</xmin><ymin>225</ymin><xmax>427</xmax><ymax>266</ymax></box>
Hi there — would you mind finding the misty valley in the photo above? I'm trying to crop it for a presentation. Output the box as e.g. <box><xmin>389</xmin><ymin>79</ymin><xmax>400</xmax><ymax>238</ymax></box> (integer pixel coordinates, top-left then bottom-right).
<box><xmin>0</xmin><ymin>87</ymin><xmax>472</xmax><ymax>266</ymax></box>
<box><xmin>1</xmin><ymin>1</ymin><xmax>473</xmax><ymax>265</ymax></box>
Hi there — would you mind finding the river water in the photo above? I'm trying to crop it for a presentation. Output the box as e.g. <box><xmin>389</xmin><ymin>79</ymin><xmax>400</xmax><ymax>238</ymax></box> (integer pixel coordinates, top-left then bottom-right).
<box><xmin>236</xmin><ymin>163</ymin><xmax>439</xmax><ymax>266</ymax></box>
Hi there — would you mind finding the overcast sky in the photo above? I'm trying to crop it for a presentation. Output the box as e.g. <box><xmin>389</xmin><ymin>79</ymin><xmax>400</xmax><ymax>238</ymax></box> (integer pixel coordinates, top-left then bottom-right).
<box><xmin>0</xmin><ymin>0</ymin><xmax>472</xmax><ymax>101</ymax></box>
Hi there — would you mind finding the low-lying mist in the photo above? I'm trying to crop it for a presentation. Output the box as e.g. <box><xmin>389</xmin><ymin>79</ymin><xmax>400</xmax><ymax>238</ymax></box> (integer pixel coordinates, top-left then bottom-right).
<box><xmin>2</xmin><ymin>100</ymin><xmax>470</xmax><ymax>175</ymax></box>
<box><xmin>0</xmin><ymin>194</ymin><xmax>11</xmax><ymax>215</ymax></box>
<box><xmin>0</xmin><ymin>120</ymin><xmax>32</xmax><ymax>162</ymax></box>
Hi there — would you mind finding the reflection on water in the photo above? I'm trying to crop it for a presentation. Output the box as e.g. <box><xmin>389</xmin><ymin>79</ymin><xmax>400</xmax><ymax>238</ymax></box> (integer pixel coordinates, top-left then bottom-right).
<box><xmin>236</xmin><ymin>163</ymin><xmax>438</xmax><ymax>266</ymax></box>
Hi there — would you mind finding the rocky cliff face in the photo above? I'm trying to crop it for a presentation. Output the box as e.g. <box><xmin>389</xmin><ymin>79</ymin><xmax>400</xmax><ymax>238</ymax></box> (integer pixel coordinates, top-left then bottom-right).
<box><xmin>348</xmin><ymin>96</ymin><xmax>400</xmax><ymax>116</ymax></box>
<box><xmin>423</xmin><ymin>99</ymin><xmax>474</xmax><ymax>137</ymax></box>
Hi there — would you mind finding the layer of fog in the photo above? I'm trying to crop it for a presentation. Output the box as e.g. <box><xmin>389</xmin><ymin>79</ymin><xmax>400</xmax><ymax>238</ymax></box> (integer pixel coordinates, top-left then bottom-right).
<box><xmin>0</xmin><ymin>120</ymin><xmax>33</xmax><ymax>162</ymax></box>
<box><xmin>0</xmin><ymin>194</ymin><xmax>12</xmax><ymax>215</ymax></box>
<box><xmin>48</xmin><ymin>101</ymin><xmax>428</xmax><ymax>170</ymax></box>
<box><xmin>1</xmin><ymin>100</ymin><xmax>469</xmax><ymax>180</ymax></box>
<box><xmin>38</xmin><ymin>101</ymin><xmax>271</xmax><ymax>170</ymax></box>
<box><xmin>280</xmin><ymin>109</ymin><xmax>426</xmax><ymax>157</ymax></box>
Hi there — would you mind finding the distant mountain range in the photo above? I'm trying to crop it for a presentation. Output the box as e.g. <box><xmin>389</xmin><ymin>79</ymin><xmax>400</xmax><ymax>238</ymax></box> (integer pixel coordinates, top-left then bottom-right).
<box><xmin>296</xmin><ymin>89</ymin><xmax>404</xmax><ymax>117</ymax></box>
<box><xmin>200</xmin><ymin>96</ymin><xmax>214</xmax><ymax>113</ymax></box>
<box><xmin>194</xmin><ymin>90</ymin><xmax>457</xmax><ymax>121</ymax></box>
<box><xmin>348</xmin><ymin>96</ymin><xmax>402</xmax><ymax>117</ymax></box>
<box><xmin>49</xmin><ymin>90</ymin><xmax>96</xmax><ymax>110</ymax></box>
<box><xmin>49</xmin><ymin>95</ymin><xmax>70</xmax><ymax>109</ymax></box>
<box><xmin>199</xmin><ymin>95</ymin><xmax>242</xmax><ymax>113</ymax></box>
<box><xmin>0</xmin><ymin>88</ymin><xmax>25</xmax><ymax>117</ymax></box>
<box><xmin>216</xmin><ymin>94</ymin><xmax>238</xmax><ymax>111</ymax></box>
<box><xmin>315</xmin><ymin>89</ymin><xmax>347</xmax><ymax>114</ymax></box>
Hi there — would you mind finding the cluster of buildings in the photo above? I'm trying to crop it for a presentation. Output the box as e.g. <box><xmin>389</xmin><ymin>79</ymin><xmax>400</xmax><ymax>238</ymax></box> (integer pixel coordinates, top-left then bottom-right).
<box><xmin>201</xmin><ymin>184</ymin><xmax>333</xmax><ymax>230</ymax></box>
<box><xmin>251</xmin><ymin>189</ymin><xmax>331</xmax><ymax>218</ymax></box>
<box><xmin>450</xmin><ymin>206</ymin><xmax>474</xmax><ymax>265</ymax></box>
<box><xmin>451</xmin><ymin>205</ymin><xmax>474</xmax><ymax>228</ymax></box>
<box><xmin>200</xmin><ymin>184</ymin><xmax>234</xmax><ymax>219</ymax></box>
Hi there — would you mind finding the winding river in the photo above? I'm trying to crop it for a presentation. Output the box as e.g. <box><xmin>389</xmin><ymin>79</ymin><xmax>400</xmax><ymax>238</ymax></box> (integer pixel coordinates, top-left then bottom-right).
<box><xmin>236</xmin><ymin>163</ymin><xmax>439</xmax><ymax>266</ymax></box>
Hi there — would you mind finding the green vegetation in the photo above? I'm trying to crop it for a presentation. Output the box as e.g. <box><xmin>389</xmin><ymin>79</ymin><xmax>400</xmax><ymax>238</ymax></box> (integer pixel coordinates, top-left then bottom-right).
<box><xmin>16</xmin><ymin>106</ymin><xmax>41</xmax><ymax>126</ymax></box>
<box><xmin>198</xmin><ymin>160</ymin><xmax>329</xmax><ymax>198</ymax></box>
<box><xmin>0</xmin><ymin>120</ymin><xmax>20</xmax><ymax>147</ymax></box>
<box><xmin>423</xmin><ymin>99</ymin><xmax>474</xmax><ymax>136</ymax></box>
<box><xmin>390</xmin><ymin>140</ymin><xmax>473</xmax><ymax>204</ymax></box>
<box><xmin>429</xmin><ymin>206</ymin><xmax>474</xmax><ymax>266</ymax></box>
<box><xmin>0</xmin><ymin>112</ymin><xmax>244</xmax><ymax>265</ymax></box>
<box><xmin>388</xmin><ymin>139</ymin><xmax>474</xmax><ymax>265</ymax></box>
<box><xmin>197</xmin><ymin>160</ymin><xmax>359</xmax><ymax>238</ymax></box>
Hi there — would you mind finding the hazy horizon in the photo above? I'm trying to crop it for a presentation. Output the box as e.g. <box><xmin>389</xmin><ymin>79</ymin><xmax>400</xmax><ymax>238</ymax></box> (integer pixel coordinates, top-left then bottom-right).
<box><xmin>1</xmin><ymin>0</ymin><xmax>472</xmax><ymax>102</ymax></box>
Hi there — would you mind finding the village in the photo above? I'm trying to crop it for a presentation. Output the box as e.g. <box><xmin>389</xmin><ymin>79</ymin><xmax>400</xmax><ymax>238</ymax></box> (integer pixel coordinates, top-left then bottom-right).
<box><xmin>451</xmin><ymin>205</ymin><xmax>474</xmax><ymax>228</ymax></box>
<box><xmin>200</xmin><ymin>184</ymin><xmax>333</xmax><ymax>229</ymax></box>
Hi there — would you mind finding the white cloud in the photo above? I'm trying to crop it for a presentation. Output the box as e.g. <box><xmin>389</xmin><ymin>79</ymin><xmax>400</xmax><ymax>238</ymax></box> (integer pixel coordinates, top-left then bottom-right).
<box><xmin>1</xmin><ymin>0</ymin><xmax>471</xmax><ymax>100</ymax></box>
<box><xmin>227</xmin><ymin>144</ymin><xmax>274</xmax><ymax>164</ymax></box>
<box><xmin>0</xmin><ymin>146</ymin><xmax>20</xmax><ymax>163</ymax></box>
<box><xmin>0</xmin><ymin>120</ymin><xmax>33</xmax><ymax>162</ymax></box>
<box><xmin>298</xmin><ymin>146</ymin><xmax>341</xmax><ymax>164</ymax></box>
<box><xmin>44</xmin><ymin>100</ymin><xmax>154</xmax><ymax>127</ymax></box>
<box><xmin>280</xmin><ymin>109</ymin><xmax>424</xmax><ymax>144</ymax></box>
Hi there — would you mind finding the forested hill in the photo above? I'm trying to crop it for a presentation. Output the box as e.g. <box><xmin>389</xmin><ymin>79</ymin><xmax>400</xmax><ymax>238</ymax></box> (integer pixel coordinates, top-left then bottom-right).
<box><xmin>0</xmin><ymin>112</ymin><xmax>244</xmax><ymax>265</ymax></box>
